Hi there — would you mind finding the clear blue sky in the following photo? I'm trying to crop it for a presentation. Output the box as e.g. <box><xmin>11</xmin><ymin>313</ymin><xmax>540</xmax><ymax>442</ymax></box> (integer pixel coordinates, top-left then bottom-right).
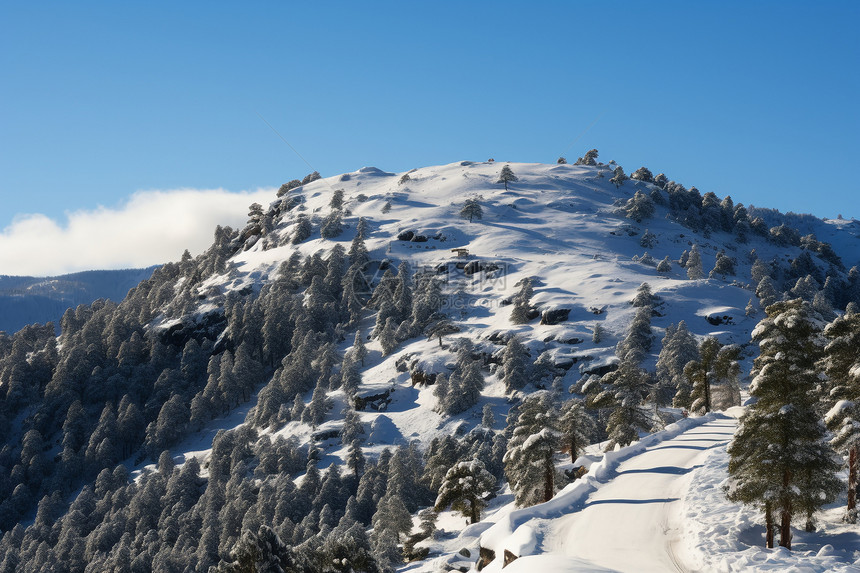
<box><xmin>2</xmin><ymin>1</ymin><xmax>859</xmax><ymax>233</ymax></box>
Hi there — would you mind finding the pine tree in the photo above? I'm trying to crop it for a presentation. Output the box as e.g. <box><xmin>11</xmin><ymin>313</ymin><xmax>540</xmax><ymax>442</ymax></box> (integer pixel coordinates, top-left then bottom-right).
<box><xmin>709</xmin><ymin>251</ymin><xmax>737</xmax><ymax>279</ymax></box>
<box><xmin>686</xmin><ymin>244</ymin><xmax>704</xmax><ymax>279</ymax></box>
<box><xmin>558</xmin><ymin>398</ymin><xmax>596</xmax><ymax>463</ymax></box>
<box><xmin>497</xmin><ymin>165</ymin><xmax>518</xmax><ymax>190</ymax></box>
<box><xmin>432</xmin><ymin>373</ymin><xmax>450</xmax><ymax>415</ymax></box>
<box><xmin>320</xmin><ymin>211</ymin><xmax>343</xmax><ymax>239</ymax></box>
<box><xmin>592</xmin><ymin>323</ymin><xmax>604</xmax><ymax>344</ymax></box>
<box><xmin>447</xmin><ymin>360</ymin><xmax>484</xmax><ymax>415</ymax></box>
<box><xmin>726</xmin><ymin>299</ymin><xmax>841</xmax><ymax>549</ymax></box>
<box><xmin>426</xmin><ymin>316</ymin><xmax>459</xmax><ymax>347</ymax></box>
<box><xmin>656</xmin><ymin>256</ymin><xmax>672</xmax><ymax>273</ymax></box>
<box><xmin>610</xmin><ymin>166</ymin><xmax>628</xmax><ymax>188</ymax></box>
<box><xmin>379</xmin><ymin>318</ymin><xmax>398</xmax><ymax>356</ymax></box>
<box><xmin>821</xmin><ymin>311</ymin><xmax>860</xmax><ymax>521</ymax></box>
<box><xmin>656</xmin><ymin>321</ymin><xmax>700</xmax><ymax>409</ymax></box>
<box><xmin>640</xmin><ymin>229</ymin><xmax>657</xmax><ymax>249</ymax></box>
<box><xmin>434</xmin><ymin>458</ymin><xmax>496</xmax><ymax>524</ymax></box>
<box><xmin>591</xmin><ymin>358</ymin><xmax>652</xmax><ymax>450</ymax></box>
<box><xmin>685</xmin><ymin>337</ymin><xmax>741</xmax><ymax>414</ymax></box>
<box><xmin>623</xmin><ymin>191</ymin><xmax>655</xmax><ymax>222</ymax></box>
<box><xmin>476</xmin><ymin>405</ymin><xmax>495</xmax><ymax>430</ymax></box>
<box><xmin>617</xmin><ymin>306</ymin><xmax>653</xmax><ymax>364</ymax></box>
<box><xmin>292</xmin><ymin>214</ymin><xmax>313</xmax><ymax>244</ymax></box>
<box><xmin>632</xmin><ymin>282</ymin><xmax>656</xmax><ymax>308</ymax></box>
<box><xmin>756</xmin><ymin>276</ymin><xmax>779</xmax><ymax>308</ymax></box>
<box><xmin>503</xmin><ymin>392</ymin><xmax>560</xmax><ymax>506</ymax></box>
<box><xmin>460</xmin><ymin>198</ymin><xmax>483</xmax><ymax>222</ymax></box>
<box><xmin>501</xmin><ymin>336</ymin><xmax>529</xmax><ymax>393</ymax></box>
<box><xmin>330</xmin><ymin>189</ymin><xmax>345</xmax><ymax>210</ymax></box>
<box><xmin>510</xmin><ymin>277</ymin><xmax>534</xmax><ymax>324</ymax></box>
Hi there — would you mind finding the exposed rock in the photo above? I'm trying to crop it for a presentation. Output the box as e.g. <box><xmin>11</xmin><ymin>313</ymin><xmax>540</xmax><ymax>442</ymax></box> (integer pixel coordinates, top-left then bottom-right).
<box><xmin>310</xmin><ymin>428</ymin><xmax>340</xmax><ymax>442</ymax></box>
<box><xmin>503</xmin><ymin>549</ymin><xmax>519</xmax><ymax>567</ymax></box>
<box><xmin>463</xmin><ymin>261</ymin><xmax>501</xmax><ymax>276</ymax></box>
<box><xmin>541</xmin><ymin>308</ymin><xmax>571</xmax><ymax>325</ymax></box>
<box><xmin>410</xmin><ymin>369</ymin><xmax>437</xmax><ymax>386</ymax></box>
<box><xmin>161</xmin><ymin>310</ymin><xmax>228</xmax><ymax>348</ymax></box>
<box><xmin>581</xmin><ymin>363</ymin><xmax>618</xmax><ymax>377</ymax></box>
<box><xmin>477</xmin><ymin>547</ymin><xmax>496</xmax><ymax>571</ymax></box>
<box><xmin>706</xmin><ymin>314</ymin><xmax>734</xmax><ymax>326</ymax></box>
<box><xmin>353</xmin><ymin>389</ymin><xmax>392</xmax><ymax>411</ymax></box>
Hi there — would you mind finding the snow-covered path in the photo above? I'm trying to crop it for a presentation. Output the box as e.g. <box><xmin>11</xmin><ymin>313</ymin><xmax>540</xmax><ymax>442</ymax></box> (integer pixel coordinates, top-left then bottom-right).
<box><xmin>508</xmin><ymin>415</ymin><xmax>738</xmax><ymax>572</ymax></box>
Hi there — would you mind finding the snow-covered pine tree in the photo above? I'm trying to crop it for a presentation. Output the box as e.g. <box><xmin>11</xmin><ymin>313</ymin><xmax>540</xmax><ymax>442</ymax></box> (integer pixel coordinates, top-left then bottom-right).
<box><xmin>497</xmin><ymin>165</ymin><xmax>518</xmax><ymax>190</ymax></box>
<box><xmin>631</xmin><ymin>282</ymin><xmax>656</xmax><ymax>309</ymax></box>
<box><xmin>432</xmin><ymin>373</ymin><xmax>450</xmax><ymax>415</ymax></box>
<box><xmin>510</xmin><ymin>277</ymin><xmax>534</xmax><ymax>324</ymax></box>
<box><xmin>503</xmin><ymin>392</ymin><xmax>561</xmax><ymax>506</ymax></box>
<box><xmin>592</xmin><ymin>323</ymin><xmax>604</xmax><ymax>343</ymax></box>
<box><xmin>686</xmin><ymin>244</ymin><xmax>704</xmax><ymax>279</ymax></box>
<box><xmin>821</xmin><ymin>310</ymin><xmax>860</xmax><ymax>521</ymax></box>
<box><xmin>622</xmin><ymin>191</ymin><xmax>655</xmax><ymax>223</ymax></box>
<box><xmin>379</xmin><ymin>317</ymin><xmax>398</xmax><ymax>356</ymax></box>
<box><xmin>756</xmin><ymin>275</ymin><xmax>779</xmax><ymax>308</ymax></box>
<box><xmin>656</xmin><ymin>256</ymin><xmax>672</xmax><ymax>273</ymax></box>
<box><xmin>609</xmin><ymin>166</ymin><xmax>628</xmax><ymax>188</ymax></box>
<box><xmin>292</xmin><ymin>214</ymin><xmax>312</xmax><ymax>244</ymax></box>
<box><xmin>726</xmin><ymin>299</ymin><xmax>841</xmax><ymax>549</ymax></box>
<box><xmin>558</xmin><ymin>398</ymin><xmax>596</xmax><ymax>463</ymax></box>
<box><xmin>347</xmin><ymin>219</ymin><xmax>369</xmax><ymax>267</ymax></box>
<box><xmin>447</xmin><ymin>360</ymin><xmax>484</xmax><ymax>415</ymax></box>
<box><xmin>617</xmin><ymin>306</ymin><xmax>653</xmax><ymax>364</ymax></box>
<box><xmin>481</xmin><ymin>404</ymin><xmax>495</xmax><ymax>429</ymax></box>
<box><xmin>709</xmin><ymin>250</ymin><xmax>737</xmax><ymax>279</ymax></box>
<box><xmin>329</xmin><ymin>189</ymin><xmax>345</xmax><ymax>210</ymax></box>
<box><xmin>434</xmin><ymin>458</ymin><xmax>496</xmax><ymax>524</ymax></box>
<box><xmin>426</xmin><ymin>315</ymin><xmax>459</xmax><ymax>347</ymax></box>
<box><xmin>640</xmin><ymin>229</ymin><xmax>656</xmax><ymax>249</ymax></box>
<box><xmin>630</xmin><ymin>166</ymin><xmax>654</xmax><ymax>182</ymax></box>
<box><xmin>590</xmin><ymin>358</ymin><xmax>651</xmax><ymax>450</ymax></box>
<box><xmin>501</xmin><ymin>335</ymin><xmax>530</xmax><ymax>393</ymax></box>
<box><xmin>320</xmin><ymin>211</ymin><xmax>343</xmax><ymax>239</ymax></box>
<box><xmin>460</xmin><ymin>198</ymin><xmax>483</xmax><ymax>222</ymax></box>
<box><xmin>685</xmin><ymin>337</ymin><xmax>741</xmax><ymax>414</ymax></box>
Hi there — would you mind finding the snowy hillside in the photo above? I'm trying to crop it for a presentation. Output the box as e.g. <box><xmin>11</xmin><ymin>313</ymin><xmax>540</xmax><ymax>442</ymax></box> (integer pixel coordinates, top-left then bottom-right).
<box><xmin>0</xmin><ymin>267</ymin><xmax>157</xmax><ymax>333</ymax></box>
<box><xmin>2</xmin><ymin>157</ymin><xmax>859</xmax><ymax>572</ymax></box>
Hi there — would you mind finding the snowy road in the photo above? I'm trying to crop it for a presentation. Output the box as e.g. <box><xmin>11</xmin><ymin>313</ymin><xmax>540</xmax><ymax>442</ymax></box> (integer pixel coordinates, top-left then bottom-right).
<box><xmin>494</xmin><ymin>415</ymin><xmax>738</xmax><ymax>573</ymax></box>
<box><xmin>541</xmin><ymin>416</ymin><xmax>736</xmax><ymax>572</ymax></box>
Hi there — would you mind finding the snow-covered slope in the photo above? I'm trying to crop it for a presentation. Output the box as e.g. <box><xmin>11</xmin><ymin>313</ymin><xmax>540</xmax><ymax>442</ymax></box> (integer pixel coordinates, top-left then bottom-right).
<box><xmin>159</xmin><ymin>160</ymin><xmax>860</xmax><ymax>569</ymax></box>
<box><xmin>0</xmin><ymin>267</ymin><xmax>157</xmax><ymax>333</ymax></box>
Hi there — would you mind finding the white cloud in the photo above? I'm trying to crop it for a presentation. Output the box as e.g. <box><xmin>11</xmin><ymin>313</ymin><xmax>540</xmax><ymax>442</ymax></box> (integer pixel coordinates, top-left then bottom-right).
<box><xmin>0</xmin><ymin>188</ymin><xmax>276</xmax><ymax>276</ymax></box>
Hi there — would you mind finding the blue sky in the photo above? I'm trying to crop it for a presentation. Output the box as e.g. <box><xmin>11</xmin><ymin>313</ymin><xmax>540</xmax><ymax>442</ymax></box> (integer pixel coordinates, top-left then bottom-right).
<box><xmin>1</xmin><ymin>1</ymin><xmax>858</xmax><ymax>274</ymax></box>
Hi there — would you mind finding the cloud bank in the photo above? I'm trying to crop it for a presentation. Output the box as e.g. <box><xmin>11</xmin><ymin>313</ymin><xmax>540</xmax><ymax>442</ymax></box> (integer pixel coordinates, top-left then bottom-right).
<box><xmin>0</xmin><ymin>188</ymin><xmax>276</xmax><ymax>277</ymax></box>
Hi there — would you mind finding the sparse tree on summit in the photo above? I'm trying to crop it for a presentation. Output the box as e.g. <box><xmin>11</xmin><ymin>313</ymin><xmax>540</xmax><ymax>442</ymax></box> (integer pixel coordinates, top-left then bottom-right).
<box><xmin>497</xmin><ymin>165</ymin><xmax>518</xmax><ymax>190</ymax></box>
<box><xmin>610</xmin><ymin>166</ymin><xmax>628</xmax><ymax>188</ymax></box>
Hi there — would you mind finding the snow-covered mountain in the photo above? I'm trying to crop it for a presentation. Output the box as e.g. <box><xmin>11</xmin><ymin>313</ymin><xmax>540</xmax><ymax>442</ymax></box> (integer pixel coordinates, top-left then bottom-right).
<box><xmin>2</xmin><ymin>157</ymin><xmax>859</xmax><ymax>572</ymax></box>
<box><xmin>0</xmin><ymin>267</ymin><xmax>157</xmax><ymax>334</ymax></box>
